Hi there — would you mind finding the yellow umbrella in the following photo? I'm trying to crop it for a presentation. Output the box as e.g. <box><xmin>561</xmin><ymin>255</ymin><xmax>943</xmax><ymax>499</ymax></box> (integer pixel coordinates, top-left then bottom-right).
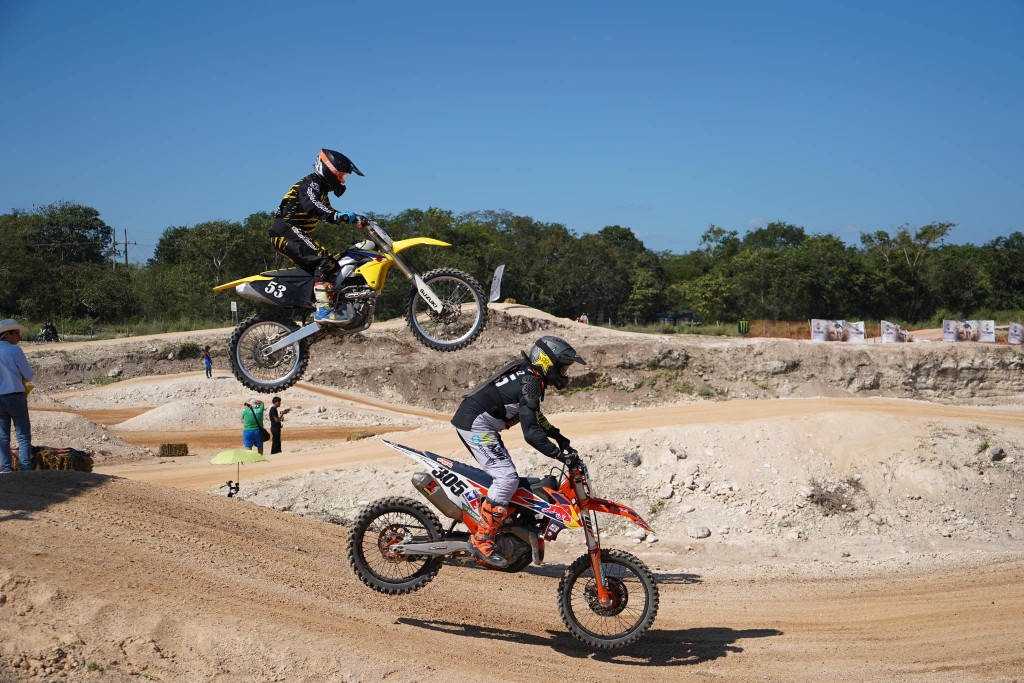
<box><xmin>210</xmin><ymin>449</ymin><xmax>267</xmax><ymax>495</ymax></box>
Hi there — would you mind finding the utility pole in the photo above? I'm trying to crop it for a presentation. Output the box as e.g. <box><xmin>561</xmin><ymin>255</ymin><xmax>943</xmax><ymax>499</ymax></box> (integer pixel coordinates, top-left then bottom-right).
<box><xmin>113</xmin><ymin>229</ymin><xmax>138</xmax><ymax>268</ymax></box>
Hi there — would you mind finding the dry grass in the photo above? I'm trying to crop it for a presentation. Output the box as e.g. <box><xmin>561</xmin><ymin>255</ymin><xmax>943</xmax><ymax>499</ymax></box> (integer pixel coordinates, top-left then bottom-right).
<box><xmin>807</xmin><ymin>478</ymin><xmax>858</xmax><ymax>515</ymax></box>
<box><xmin>11</xmin><ymin>446</ymin><xmax>94</xmax><ymax>472</ymax></box>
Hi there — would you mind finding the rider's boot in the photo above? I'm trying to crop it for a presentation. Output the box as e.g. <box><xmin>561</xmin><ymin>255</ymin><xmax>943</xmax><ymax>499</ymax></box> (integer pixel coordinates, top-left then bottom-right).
<box><xmin>468</xmin><ymin>497</ymin><xmax>510</xmax><ymax>568</ymax></box>
<box><xmin>313</xmin><ymin>281</ymin><xmax>350</xmax><ymax>324</ymax></box>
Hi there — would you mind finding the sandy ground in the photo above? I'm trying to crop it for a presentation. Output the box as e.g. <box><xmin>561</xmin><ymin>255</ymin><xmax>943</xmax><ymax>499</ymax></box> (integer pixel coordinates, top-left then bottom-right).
<box><xmin>2</xmin><ymin>472</ymin><xmax>1022</xmax><ymax>682</ymax></box>
<box><xmin>3</xmin><ymin>308</ymin><xmax>1024</xmax><ymax>681</ymax></box>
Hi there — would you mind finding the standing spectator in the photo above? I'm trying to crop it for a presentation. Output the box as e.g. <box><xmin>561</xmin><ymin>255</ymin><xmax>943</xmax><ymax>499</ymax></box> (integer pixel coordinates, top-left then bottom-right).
<box><xmin>0</xmin><ymin>319</ymin><xmax>35</xmax><ymax>473</ymax></box>
<box><xmin>268</xmin><ymin>396</ymin><xmax>291</xmax><ymax>455</ymax></box>
<box><xmin>577</xmin><ymin>313</ymin><xmax>589</xmax><ymax>324</ymax></box>
<box><xmin>202</xmin><ymin>345</ymin><xmax>213</xmax><ymax>378</ymax></box>
<box><xmin>241</xmin><ymin>398</ymin><xmax>266</xmax><ymax>455</ymax></box>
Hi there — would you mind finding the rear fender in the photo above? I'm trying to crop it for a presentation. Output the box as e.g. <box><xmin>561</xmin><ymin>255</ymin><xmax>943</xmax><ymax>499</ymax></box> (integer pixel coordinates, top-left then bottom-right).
<box><xmin>214</xmin><ymin>274</ymin><xmax>314</xmax><ymax>308</ymax></box>
<box><xmin>583</xmin><ymin>497</ymin><xmax>655</xmax><ymax>533</ymax></box>
<box><xmin>212</xmin><ymin>275</ymin><xmax>272</xmax><ymax>293</ymax></box>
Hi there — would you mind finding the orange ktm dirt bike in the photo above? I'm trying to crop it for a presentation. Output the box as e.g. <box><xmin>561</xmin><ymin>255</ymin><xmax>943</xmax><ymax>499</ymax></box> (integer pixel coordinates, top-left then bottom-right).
<box><xmin>213</xmin><ymin>220</ymin><xmax>488</xmax><ymax>393</ymax></box>
<box><xmin>347</xmin><ymin>440</ymin><xmax>660</xmax><ymax>650</ymax></box>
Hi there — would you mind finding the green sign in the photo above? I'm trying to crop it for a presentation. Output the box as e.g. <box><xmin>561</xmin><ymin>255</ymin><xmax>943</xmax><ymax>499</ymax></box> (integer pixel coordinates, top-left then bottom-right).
<box><xmin>738</xmin><ymin>319</ymin><xmax>750</xmax><ymax>335</ymax></box>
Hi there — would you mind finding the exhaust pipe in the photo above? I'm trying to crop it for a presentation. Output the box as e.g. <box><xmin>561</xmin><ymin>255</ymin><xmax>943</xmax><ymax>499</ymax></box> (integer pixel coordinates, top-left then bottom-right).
<box><xmin>411</xmin><ymin>472</ymin><xmax>462</xmax><ymax>520</ymax></box>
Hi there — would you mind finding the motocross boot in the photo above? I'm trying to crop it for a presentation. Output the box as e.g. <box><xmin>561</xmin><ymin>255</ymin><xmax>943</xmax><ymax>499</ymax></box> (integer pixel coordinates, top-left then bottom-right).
<box><xmin>313</xmin><ymin>282</ymin><xmax>351</xmax><ymax>324</ymax></box>
<box><xmin>468</xmin><ymin>497</ymin><xmax>510</xmax><ymax>568</ymax></box>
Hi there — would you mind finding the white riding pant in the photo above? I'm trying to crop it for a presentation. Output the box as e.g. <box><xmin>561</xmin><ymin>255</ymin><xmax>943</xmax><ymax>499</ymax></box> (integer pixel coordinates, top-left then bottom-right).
<box><xmin>455</xmin><ymin>427</ymin><xmax>519</xmax><ymax>505</ymax></box>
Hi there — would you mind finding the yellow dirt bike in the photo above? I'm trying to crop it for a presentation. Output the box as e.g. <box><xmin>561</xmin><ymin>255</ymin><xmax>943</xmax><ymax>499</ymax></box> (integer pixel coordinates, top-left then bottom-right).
<box><xmin>213</xmin><ymin>220</ymin><xmax>488</xmax><ymax>393</ymax></box>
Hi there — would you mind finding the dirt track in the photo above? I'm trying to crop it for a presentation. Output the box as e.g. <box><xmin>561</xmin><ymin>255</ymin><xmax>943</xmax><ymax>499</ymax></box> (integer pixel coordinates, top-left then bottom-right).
<box><xmin>2</xmin><ymin>472</ymin><xmax>1021</xmax><ymax>682</ymax></box>
<box><xmin>96</xmin><ymin>395</ymin><xmax>1024</xmax><ymax>490</ymax></box>
<box><xmin>5</xmin><ymin>310</ymin><xmax>1024</xmax><ymax>681</ymax></box>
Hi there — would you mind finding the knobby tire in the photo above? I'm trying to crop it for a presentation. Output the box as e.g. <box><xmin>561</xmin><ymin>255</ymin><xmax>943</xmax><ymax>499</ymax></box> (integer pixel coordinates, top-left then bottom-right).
<box><xmin>557</xmin><ymin>548</ymin><xmax>660</xmax><ymax>650</ymax></box>
<box><xmin>347</xmin><ymin>497</ymin><xmax>445</xmax><ymax>595</ymax></box>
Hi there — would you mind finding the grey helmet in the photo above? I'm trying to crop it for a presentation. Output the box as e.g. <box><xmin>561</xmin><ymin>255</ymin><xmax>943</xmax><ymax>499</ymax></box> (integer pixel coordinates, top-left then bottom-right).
<box><xmin>528</xmin><ymin>336</ymin><xmax>586</xmax><ymax>390</ymax></box>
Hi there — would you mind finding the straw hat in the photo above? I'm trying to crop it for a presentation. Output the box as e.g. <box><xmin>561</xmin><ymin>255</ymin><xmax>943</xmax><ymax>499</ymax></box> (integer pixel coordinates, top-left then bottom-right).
<box><xmin>0</xmin><ymin>319</ymin><xmax>27</xmax><ymax>336</ymax></box>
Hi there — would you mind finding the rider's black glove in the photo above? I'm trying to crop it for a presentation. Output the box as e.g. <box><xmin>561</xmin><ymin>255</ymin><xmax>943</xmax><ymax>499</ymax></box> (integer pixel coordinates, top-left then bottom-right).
<box><xmin>559</xmin><ymin>448</ymin><xmax>582</xmax><ymax>470</ymax></box>
<box><xmin>554</xmin><ymin>434</ymin><xmax>571</xmax><ymax>451</ymax></box>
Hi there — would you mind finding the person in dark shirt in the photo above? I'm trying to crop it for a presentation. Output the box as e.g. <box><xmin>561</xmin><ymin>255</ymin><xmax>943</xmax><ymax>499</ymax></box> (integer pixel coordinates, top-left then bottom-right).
<box><xmin>268</xmin><ymin>396</ymin><xmax>290</xmax><ymax>455</ymax></box>
<box><xmin>202</xmin><ymin>345</ymin><xmax>212</xmax><ymax>378</ymax></box>
<box><xmin>41</xmin><ymin>321</ymin><xmax>60</xmax><ymax>342</ymax></box>
<box><xmin>269</xmin><ymin>148</ymin><xmax>369</xmax><ymax>324</ymax></box>
<box><xmin>451</xmin><ymin>336</ymin><xmax>586</xmax><ymax>567</ymax></box>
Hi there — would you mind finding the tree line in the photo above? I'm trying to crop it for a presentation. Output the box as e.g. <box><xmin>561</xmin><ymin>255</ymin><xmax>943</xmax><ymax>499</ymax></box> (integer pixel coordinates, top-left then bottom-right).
<box><xmin>2</xmin><ymin>201</ymin><xmax>1022</xmax><ymax>332</ymax></box>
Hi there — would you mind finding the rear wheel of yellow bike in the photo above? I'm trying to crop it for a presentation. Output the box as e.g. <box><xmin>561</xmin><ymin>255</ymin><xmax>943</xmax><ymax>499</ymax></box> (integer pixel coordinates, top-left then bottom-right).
<box><xmin>228</xmin><ymin>315</ymin><xmax>309</xmax><ymax>393</ymax></box>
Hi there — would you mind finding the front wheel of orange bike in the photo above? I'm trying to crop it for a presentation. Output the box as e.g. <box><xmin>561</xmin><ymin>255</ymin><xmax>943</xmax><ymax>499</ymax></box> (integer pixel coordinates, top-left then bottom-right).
<box><xmin>557</xmin><ymin>548</ymin><xmax>660</xmax><ymax>650</ymax></box>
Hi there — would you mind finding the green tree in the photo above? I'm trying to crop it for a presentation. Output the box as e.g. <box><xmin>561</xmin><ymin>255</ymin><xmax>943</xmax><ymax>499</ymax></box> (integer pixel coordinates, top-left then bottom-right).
<box><xmin>1</xmin><ymin>202</ymin><xmax>118</xmax><ymax>321</ymax></box>
<box><xmin>859</xmin><ymin>222</ymin><xmax>954</xmax><ymax>321</ymax></box>
<box><xmin>741</xmin><ymin>222</ymin><xmax>807</xmax><ymax>251</ymax></box>
<box><xmin>564</xmin><ymin>234</ymin><xmax>629</xmax><ymax>323</ymax></box>
<box><xmin>621</xmin><ymin>267</ymin><xmax>663</xmax><ymax>323</ymax></box>
<box><xmin>683</xmin><ymin>271</ymin><xmax>738</xmax><ymax>322</ymax></box>
<box><xmin>925</xmin><ymin>244</ymin><xmax>993</xmax><ymax>316</ymax></box>
<box><xmin>27</xmin><ymin>201</ymin><xmax>114</xmax><ymax>266</ymax></box>
<box><xmin>698</xmin><ymin>225</ymin><xmax>740</xmax><ymax>262</ymax></box>
<box><xmin>594</xmin><ymin>226</ymin><xmax>667</xmax><ymax>321</ymax></box>
<box><xmin>982</xmin><ymin>232</ymin><xmax>1024</xmax><ymax>310</ymax></box>
<box><xmin>801</xmin><ymin>234</ymin><xmax>864</xmax><ymax>319</ymax></box>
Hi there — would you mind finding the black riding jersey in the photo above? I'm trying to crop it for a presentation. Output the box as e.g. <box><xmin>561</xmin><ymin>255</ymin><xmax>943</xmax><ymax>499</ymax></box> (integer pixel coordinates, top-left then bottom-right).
<box><xmin>452</xmin><ymin>363</ymin><xmax>563</xmax><ymax>458</ymax></box>
<box><xmin>274</xmin><ymin>174</ymin><xmax>341</xmax><ymax>233</ymax></box>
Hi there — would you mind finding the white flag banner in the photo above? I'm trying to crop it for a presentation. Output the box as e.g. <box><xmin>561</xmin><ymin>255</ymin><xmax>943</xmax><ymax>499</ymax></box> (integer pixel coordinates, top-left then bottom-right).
<box><xmin>488</xmin><ymin>264</ymin><xmax>505</xmax><ymax>303</ymax></box>
<box><xmin>979</xmin><ymin>320</ymin><xmax>996</xmax><ymax>343</ymax></box>
<box><xmin>845</xmin><ymin>321</ymin><xmax>865</xmax><ymax>343</ymax></box>
<box><xmin>1009</xmin><ymin>322</ymin><xmax>1024</xmax><ymax>345</ymax></box>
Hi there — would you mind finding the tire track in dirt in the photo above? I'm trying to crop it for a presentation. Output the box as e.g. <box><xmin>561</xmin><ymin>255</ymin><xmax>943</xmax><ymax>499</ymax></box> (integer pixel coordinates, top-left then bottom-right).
<box><xmin>2</xmin><ymin>472</ymin><xmax>1021</xmax><ymax>682</ymax></box>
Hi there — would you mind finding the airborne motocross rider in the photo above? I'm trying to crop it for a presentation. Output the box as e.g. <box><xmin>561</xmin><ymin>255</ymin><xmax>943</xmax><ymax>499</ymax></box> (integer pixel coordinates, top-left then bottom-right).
<box><xmin>451</xmin><ymin>336</ymin><xmax>587</xmax><ymax>567</ymax></box>
<box><xmin>269</xmin><ymin>148</ymin><xmax>369</xmax><ymax>324</ymax></box>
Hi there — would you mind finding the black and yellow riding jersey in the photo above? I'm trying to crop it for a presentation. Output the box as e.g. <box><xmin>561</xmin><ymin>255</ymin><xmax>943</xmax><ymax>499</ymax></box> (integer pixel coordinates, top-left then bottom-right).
<box><xmin>274</xmin><ymin>174</ymin><xmax>341</xmax><ymax>233</ymax></box>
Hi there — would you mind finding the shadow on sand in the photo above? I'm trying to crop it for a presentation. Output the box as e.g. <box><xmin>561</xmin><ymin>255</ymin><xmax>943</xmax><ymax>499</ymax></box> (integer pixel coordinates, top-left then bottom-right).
<box><xmin>396</xmin><ymin>617</ymin><xmax>782</xmax><ymax>665</ymax></box>
<box><xmin>0</xmin><ymin>470</ymin><xmax>110</xmax><ymax>522</ymax></box>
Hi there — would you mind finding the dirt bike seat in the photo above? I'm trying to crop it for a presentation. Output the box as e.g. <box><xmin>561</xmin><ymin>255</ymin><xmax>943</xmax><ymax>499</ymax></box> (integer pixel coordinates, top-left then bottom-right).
<box><xmin>521</xmin><ymin>475</ymin><xmax>559</xmax><ymax>503</ymax></box>
<box><xmin>260</xmin><ymin>267</ymin><xmax>313</xmax><ymax>279</ymax></box>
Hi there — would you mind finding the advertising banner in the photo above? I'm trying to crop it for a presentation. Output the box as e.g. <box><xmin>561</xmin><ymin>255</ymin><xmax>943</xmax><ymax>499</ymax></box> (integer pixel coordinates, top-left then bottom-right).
<box><xmin>811</xmin><ymin>319</ymin><xmax>864</xmax><ymax>342</ymax></box>
<box><xmin>1009</xmin><ymin>322</ymin><xmax>1024</xmax><ymax>345</ymax></box>
<box><xmin>943</xmin><ymin>320</ymin><xmax>995</xmax><ymax>342</ymax></box>
<box><xmin>880</xmin><ymin>320</ymin><xmax>913</xmax><ymax>343</ymax></box>
<box><xmin>979</xmin><ymin>320</ymin><xmax>996</xmax><ymax>343</ymax></box>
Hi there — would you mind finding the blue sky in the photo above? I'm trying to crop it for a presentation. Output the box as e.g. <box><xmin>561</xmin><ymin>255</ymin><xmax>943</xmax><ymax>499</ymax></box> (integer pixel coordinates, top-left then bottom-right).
<box><xmin>1</xmin><ymin>1</ymin><xmax>1021</xmax><ymax>261</ymax></box>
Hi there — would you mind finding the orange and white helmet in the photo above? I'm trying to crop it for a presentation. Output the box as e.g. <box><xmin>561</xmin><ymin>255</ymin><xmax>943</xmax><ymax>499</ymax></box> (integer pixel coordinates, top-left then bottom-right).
<box><xmin>314</xmin><ymin>148</ymin><xmax>364</xmax><ymax>196</ymax></box>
